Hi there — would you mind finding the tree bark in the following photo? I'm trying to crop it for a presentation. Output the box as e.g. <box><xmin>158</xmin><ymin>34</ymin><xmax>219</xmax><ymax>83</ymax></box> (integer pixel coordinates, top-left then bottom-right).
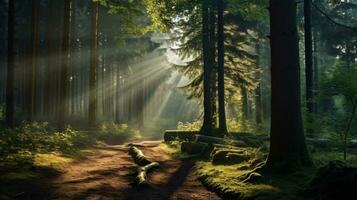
<box><xmin>304</xmin><ymin>0</ymin><xmax>314</xmax><ymax>135</ymax></box>
<box><xmin>201</xmin><ymin>0</ymin><xmax>213</xmax><ymax>135</ymax></box>
<box><xmin>255</xmin><ymin>43</ymin><xmax>263</xmax><ymax>125</ymax></box>
<box><xmin>216</xmin><ymin>0</ymin><xmax>227</xmax><ymax>133</ymax></box>
<box><xmin>44</xmin><ymin>0</ymin><xmax>56</xmax><ymax>120</ymax></box>
<box><xmin>58</xmin><ymin>0</ymin><xmax>72</xmax><ymax>130</ymax></box>
<box><xmin>89</xmin><ymin>1</ymin><xmax>99</xmax><ymax>127</ymax></box>
<box><xmin>209</xmin><ymin>2</ymin><xmax>217</xmax><ymax>129</ymax></box>
<box><xmin>5</xmin><ymin>0</ymin><xmax>16</xmax><ymax>127</ymax></box>
<box><xmin>241</xmin><ymin>86</ymin><xmax>250</xmax><ymax>119</ymax></box>
<box><xmin>28</xmin><ymin>0</ymin><xmax>40</xmax><ymax>121</ymax></box>
<box><xmin>266</xmin><ymin>0</ymin><xmax>311</xmax><ymax>169</ymax></box>
<box><xmin>312</xmin><ymin>27</ymin><xmax>319</xmax><ymax>113</ymax></box>
<box><xmin>304</xmin><ymin>0</ymin><xmax>314</xmax><ymax>112</ymax></box>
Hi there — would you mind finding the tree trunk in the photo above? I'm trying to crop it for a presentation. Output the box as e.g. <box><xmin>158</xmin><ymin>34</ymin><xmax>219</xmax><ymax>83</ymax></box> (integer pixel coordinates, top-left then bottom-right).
<box><xmin>115</xmin><ymin>63</ymin><xmax>121</xmax><ymax>123</ymax></box>
<box><xmin>28</xmin><ymin>0</ymin><xmax>40</xmax><ymax>121</ymax></box>
<box><xmin>89</xmin><ymin>1</ymin><xmax>99</xmax><ymax>128</ymax></box>
<box><xmin>216</xmin><ymin>0</ymin><xmax>227</xmax><ymax>133</ymax></box>
<box><xmin>255</xmin><ymin>43</ymin><xmax>263</xmax><ymax>125</ymax></box>
<box><xmin>266</xmin><ymin>0</ymin><xmax>311</xmax><ymax>169</ymax></box>
<box><xmin>209</xmin><ymin>3</ymin><xmax>217</xmax><ymax>129</ymax></box>
<box><xmin>70</xmin><ymin>0</ymin><xmax>76</xmax><ymax>117</ymax></box>
<box><xmin>58</xmin><ymin>0</ymin><xmax>72</xmax><ymax>130</ymax></box>
<box><xmin>304</xmin><ymin>0</ymin><xmax>314</xmax><ymax>113</ymax></box>
<box><xmin>5</xmin><ymin>0</ymin><xmax>16</xmax><ymax>127</ymax></box>
<box><xmin>343</xmin><ymin>102</ymin><xmax>356</xmax><ymax>161</ymax></box>
<box><xmin>304</xmin><ymin>0</ymin><xmax>314</xmax><ymax>135</ymax></box>
<box><xmin>312</xmin><ymin>28</ymin><xmax>319</xmax><ymax>113</ymax></box>
<box><xmin>43</xmin><ymin>0</ymin><xmax>56</xmax><ymax>120</ymax></box>
<box><xmin>201</xmin><ymin>0</ymin><xmax>213</xmax><ymax>135</ymax></box>
<box><xmin>241</xmin><ymin>86</ymin><xmax>250</xmax><ymax>119</ymax></box>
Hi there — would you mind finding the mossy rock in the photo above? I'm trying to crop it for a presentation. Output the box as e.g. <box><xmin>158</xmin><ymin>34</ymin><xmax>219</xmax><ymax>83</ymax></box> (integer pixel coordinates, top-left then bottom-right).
<box><xmin>303</xmin><ymin>160</ymin><xmax>357</xmax><ymax>200</ymax></box>
<box><xmin>212</xmin><ymin>150</ymin><xmax>249</xmax><ymax>165</ymax></box>
<box><xmin>181</xmin><ymin>142</ymin><xmax>208</xmax><ymax>154</ymax></box>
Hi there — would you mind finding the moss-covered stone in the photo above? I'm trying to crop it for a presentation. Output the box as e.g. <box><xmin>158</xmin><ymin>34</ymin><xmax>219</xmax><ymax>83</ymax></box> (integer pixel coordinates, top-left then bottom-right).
<box><xmin>212</xmin><ymin>150</ymin><xmax>250</xmax><ymax>165</ymax></box>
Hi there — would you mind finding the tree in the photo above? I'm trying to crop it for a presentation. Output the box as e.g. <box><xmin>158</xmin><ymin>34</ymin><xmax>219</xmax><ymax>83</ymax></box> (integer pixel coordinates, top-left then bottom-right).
<box><xmin>200</xmin><ymin>0</ymin><xmax>214</xmax><ymax>135</ymax></box>
<box><xmin>28</xmin><ymin>0</ymin><xmax>40</xmax><ymax>121</ymax></box>
<box><xmin>304</xmin><ymin>0</ymin><xmax>315</xmax><ymax>135</ymax></box>
<box><xmin>5</xmin><ymin>0</ymin><xmax>16</xmax><ymax>127</ymax></box>
<box><xmin>43</xmin><ymin>0</ymin><xmax>64</xmax><ymax>122</ymax></box>
<box><xmin>89</xmin><ymin>0</ymin><xmax>99</xmax><ymax>127</ymax></box>
<box><xmin>217</xmin><ymin>0</ymin><xmax>227</xmax><ymax>132</ymax></box>
<box><xmin>265</xmin><ymin>0</ymin><xmax>311</xmax><ymax>169</ymax></box>
<box><xmin>255</xmin><ymin>43</ymin><xmax>263</xmax><ymax>125</ymax></box>
<box><xmin>58</xmin><ymin>0</ymin><xmax>72</xmax><ymax>130</ymax></box>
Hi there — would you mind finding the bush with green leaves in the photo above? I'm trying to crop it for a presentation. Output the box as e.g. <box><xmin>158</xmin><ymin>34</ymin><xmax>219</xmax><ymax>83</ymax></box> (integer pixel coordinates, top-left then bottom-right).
<box><xmin>98</xmin><ymin>123</ymin><xmax>141</xmax><ymax>144</ymax></box>
<box><xmin>0</xmin><ymin>122</ymin><xmax>97</xmax><ymax>165</ymax></box>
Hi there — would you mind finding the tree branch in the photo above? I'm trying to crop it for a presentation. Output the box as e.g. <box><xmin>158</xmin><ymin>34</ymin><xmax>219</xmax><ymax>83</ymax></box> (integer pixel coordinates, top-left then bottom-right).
<box><xmin>311</xmin><ymin>0</ymin><xmax>357</xmax><ymax>31</ymax></box>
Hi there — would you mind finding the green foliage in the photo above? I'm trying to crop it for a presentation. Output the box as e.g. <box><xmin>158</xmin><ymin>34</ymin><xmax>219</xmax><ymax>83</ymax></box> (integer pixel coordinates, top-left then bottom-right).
<box><xmin>177</xmin><ymin>120</ymin><xmax>202</xmax><ymax>131</ymax></box>
<box><xmin>304</xmin><ymin>112</ymin><xmax>340</xmax><ymax>137</ymax></box>
<box><xmin>176</xmin><ymin>118</ymin><xmax>258</xmax><ymax>133</ymax></box>
<box><xmin>98</xmin><ymin>122</ymin><xmax>141</xmax><ymax>144</ymax></box>
<box><xmin>0</xmin><ymin>122</ymin><xmax>96</xmax><ymax>161</ymax></box>
<box><xmin>320</xmin><ymin>64</ymin><xmax>357</xmax><ymax>135</ymax></box>
<box><xmin>95</xmin><ymin>0</ymin><xmax>147</xmax><ymax>35</ymax></box>
<box><xmin>227</xmin><ymin>0</ymin><xmax>268</xmax><ymax>22</ymax></box>
<box><xmin>321</xmin><ymin>64</ymin><xmax>357</xmax><ymax>102</ymax></box>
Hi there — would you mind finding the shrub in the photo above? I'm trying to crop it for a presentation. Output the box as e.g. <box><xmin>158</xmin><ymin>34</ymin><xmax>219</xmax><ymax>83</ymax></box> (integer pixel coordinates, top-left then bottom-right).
<box><xmin>98</xmin><ymin>123</ymin><xmax>140</xmax><ymax>144</ymax></box>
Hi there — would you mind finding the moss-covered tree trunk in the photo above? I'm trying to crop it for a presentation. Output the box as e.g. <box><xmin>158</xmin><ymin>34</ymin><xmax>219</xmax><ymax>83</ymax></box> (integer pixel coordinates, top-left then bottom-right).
<box><xmin>266</xmin><ymin>0</ymin><xmax>311</xmax><ymax>169</ymax></box>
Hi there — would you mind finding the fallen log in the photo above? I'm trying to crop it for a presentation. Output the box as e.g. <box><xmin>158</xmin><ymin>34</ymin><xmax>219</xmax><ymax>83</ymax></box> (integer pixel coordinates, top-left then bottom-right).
<box><xmin>195</xmin><ymin>135</ymin><xmax>248</xmax><ymax>147</ymax></box>
<box><xmin>135</xmin><ymin>162</ymin><xmax>160</xmax><ymax>187</ymax></box>
<box><xmin>164</xmin><ymin>130</ymin><xmax>197</xmax><ymax>142</ymax></box>
<box><xmin>128</xmin><ymin>145</ymin><xmax>152</xmax><ymax>166</ymax></box>
<box><xmin>127</xmin><ymin>145</ymin><xmax>160</xmax><ymax>187</ymax></box>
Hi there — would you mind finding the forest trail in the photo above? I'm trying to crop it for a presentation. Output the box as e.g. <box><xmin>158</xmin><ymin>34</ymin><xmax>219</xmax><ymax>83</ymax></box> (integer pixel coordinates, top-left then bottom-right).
<box><xmin>47</xmin><ymin>141</ymin><xmax>221</xmax><ymax>200</ymax></box>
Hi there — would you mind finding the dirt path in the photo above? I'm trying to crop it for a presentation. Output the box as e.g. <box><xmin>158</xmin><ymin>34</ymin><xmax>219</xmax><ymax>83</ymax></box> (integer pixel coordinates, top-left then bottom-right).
<box><xmin>48</xmin><ymin>141</ymin><xmax>221</xmax><ymax>200</ymax></box>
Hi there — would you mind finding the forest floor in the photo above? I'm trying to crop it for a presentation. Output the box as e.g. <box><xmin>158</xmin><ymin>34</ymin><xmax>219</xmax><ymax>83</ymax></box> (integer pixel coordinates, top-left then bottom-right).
<box><xmin>19</xmin><ymin>140</ymin><xmax>221</xmax><ymax>200</ymax></box>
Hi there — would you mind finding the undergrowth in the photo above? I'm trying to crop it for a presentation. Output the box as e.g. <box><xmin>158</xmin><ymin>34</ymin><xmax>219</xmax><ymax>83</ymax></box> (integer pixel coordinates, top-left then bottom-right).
<box><xmin>0</xmin><ymin>121</ymin><xmax>140</xmax><ymax>199</ymax></box>
<box><xmin>161</xmin><ymin>137</ymin><xmax>357</xmax><ymax>200</ymax></box>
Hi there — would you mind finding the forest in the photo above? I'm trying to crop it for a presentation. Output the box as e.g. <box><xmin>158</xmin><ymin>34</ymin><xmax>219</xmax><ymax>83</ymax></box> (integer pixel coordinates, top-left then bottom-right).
<box><xmin>0</xmin><ymin>0</ymin><xmax>356</xmax><ymax>199</ymax></box>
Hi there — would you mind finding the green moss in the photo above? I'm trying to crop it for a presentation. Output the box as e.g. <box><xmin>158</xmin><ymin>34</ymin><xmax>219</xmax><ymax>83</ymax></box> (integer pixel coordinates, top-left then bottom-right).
<box><xmin>34</xmin><ymin>153</ymin><xmax>74</xmax><ymax>168</ymax></box>
<box><xmin>196</xmin><ymin>161</ymin><xmax>315</xmax><ymax>200</ymax></box>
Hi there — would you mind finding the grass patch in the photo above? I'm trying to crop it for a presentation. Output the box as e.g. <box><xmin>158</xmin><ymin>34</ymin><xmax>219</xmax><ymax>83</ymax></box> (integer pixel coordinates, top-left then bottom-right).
<box><xmin>195</xmin><ymin>159</ymin><xmax>315</xmax><ymax>200</ymax></box>
<box><xmin>34</xmin><ymin>153</ymin><xmax>74</xmax><ymax>168</ymax></box>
